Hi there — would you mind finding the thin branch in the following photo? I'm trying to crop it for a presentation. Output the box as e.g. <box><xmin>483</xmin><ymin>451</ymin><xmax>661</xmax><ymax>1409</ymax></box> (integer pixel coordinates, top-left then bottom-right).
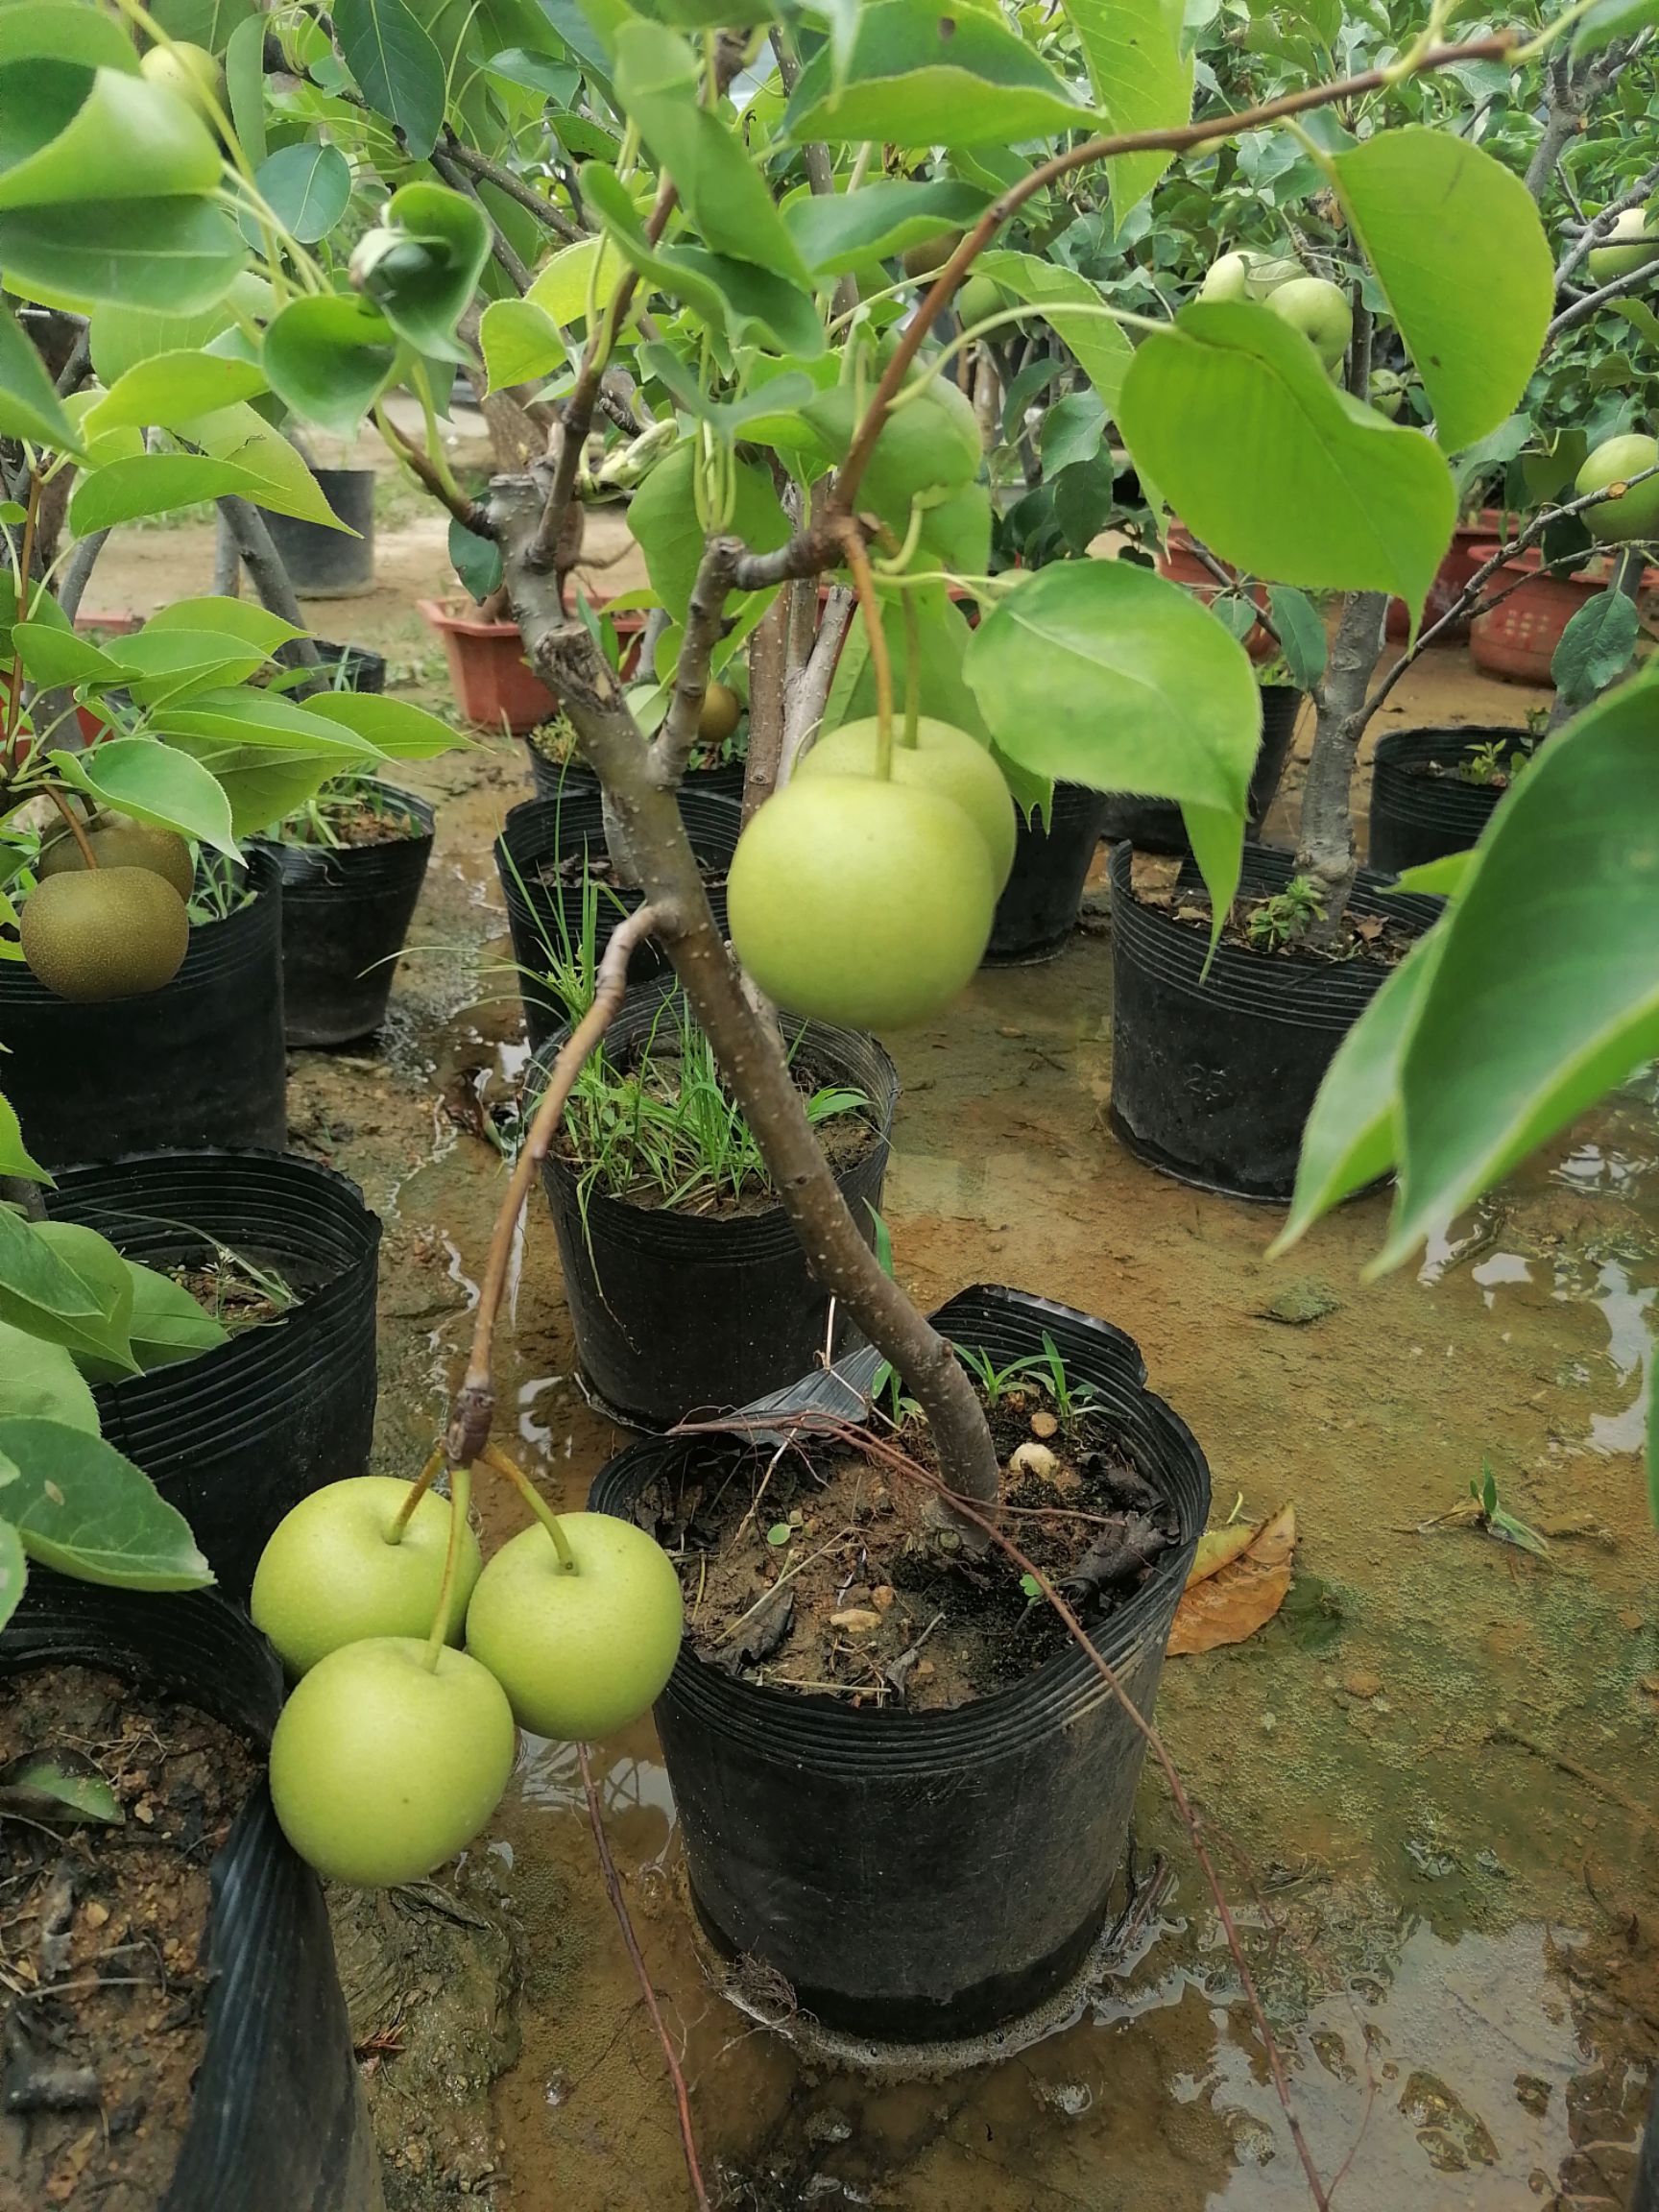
<box><xmin>216</xmin><ymin>497</ymin><xmax>324</xmax><ymax>668</ymax></box>
<box><xmin>1362</xmin><ymin>462</ymin><xmax>1659</xmax><ymax>719</ymax></box>
<box><xmin>578</xmin><ymin>1743</ymin><xmax>711</xmax><ymax>2212</ymax></box>
<box><xmin>376</xmin><ymin>408</ymin><xmax>493</xmax><ymax>537</ymax></box>
<box><xmin>439</xmin><ymin>132</ymin><xmax>584</xmax><ymax>246</ymax></box>
<box><xmin>780</xmin><ymin>586</ymin><xmax>854</xmax><ymax>786</ymax></box>
<box><xmin>829</xmin><ymin>35</ymin><xmax>1520</xmax><ymax>522</ymax></box>
<box><xmin>1546</xmin><ymin>251</ymin><xmax>1659</xmax><ymax>342</ymax></box>
<box><xmin>650</xmin><ymin>536</ymin><xmax>741</xmax><ymax>787</ymax></box>
<box><xmin>526</xmin><ymin>175</ymin><xmax>678</xmax><ymax>574</ymax></box>
<box><xmin>743</xmin><ymin>590</ymin><xmax>789</xmax><ymax>820</ymax></box>
<box><xmin>1554</xmin><ymin>157</ymin><xmax>1659</xmax><ymax>284</ymax></box>
<box><xmin>690</xmin><ymin>1407</ymin><xmax>1333</xmax><ymax>2212</ymax></box>
<box><xmin>432</xmin><ymin>149</ymin><xmax>535</xmax><ymax>295</ymax></box>
<box><xmin>446</xmin><ymin>900</ymin><xmax>661</xmax><ymax>1466</ymax></box>
<box><xmin>55</xmin><ymin>529</ymin><xmax>110</xmax><ymax>630</ymax></box>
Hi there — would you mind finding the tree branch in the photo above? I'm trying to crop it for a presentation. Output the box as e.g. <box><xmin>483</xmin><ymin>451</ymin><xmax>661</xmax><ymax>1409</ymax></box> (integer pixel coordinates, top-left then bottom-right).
<box><xmin>447</xmin><ymin>896</ymin><xmax>662</xmax><ymax>1467</ymax></box>
<box><xmin>492</xmin><ymin>474</ymin><xmax>1002</xmax><ymax>1507</ymax></box>
<box><xmin>1295</xmin><ymin>591</ymin><xmax>1386</xmax><ymax>928</ymax></box>
<box><xmin>1554</xmin><ymin>156</ymin><xmax>1659</xmax><ymax>285</ymax></box>
<box><xmin>827</xmin><ymin>35</ymin><xmax>1519</xmax><ymax>524</ymax></box>
<box><xmin>649</xmin><ymin>536</ymin><xmax>740</xmax><ymax>787</ymax></box>
<box><xmin>376</xmin><ymin>409</ymin><xmax>493</xmax><ymax>536</ymax></box>
<box><xmin>743</xmin><ymin>591</ymin><xmax>788</xmax><ymax>821</ymax></box>
<box><xmin>432</xmin><ymin>149</ymin><xmax>535</xmax><ymax>294</ymax></box>
<box><xmin>1546</xmin><ymin>249</ymin><xmax>1659</xmax><ymax>342</ymax></box>
<box><xmin>439</xmin><ymin>132</ymin><xmax>584</xmax><ymax>244</ymax></box>
<box><xmin>217</xmin><ymin>498</ymin><xmax>323</xmax><ymax>671</ymax></box>
<box><xmin>1361</xmin><ymin>462</ymin><xmax>1659</xmax><ymax>720</ymax></box>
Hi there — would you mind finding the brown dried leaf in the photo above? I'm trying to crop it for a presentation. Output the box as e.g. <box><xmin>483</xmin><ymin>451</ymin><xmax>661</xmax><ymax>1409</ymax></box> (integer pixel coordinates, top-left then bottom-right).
<box><xmin>1185</xmin><ymin>1522</ymin><xmax>1258</xmax><ymax>1588</ymax></box>
<box><xmin>1169</xmin><ymin>1504</ymin><xmax>1296</xmax><ymax>1655</ymax></box>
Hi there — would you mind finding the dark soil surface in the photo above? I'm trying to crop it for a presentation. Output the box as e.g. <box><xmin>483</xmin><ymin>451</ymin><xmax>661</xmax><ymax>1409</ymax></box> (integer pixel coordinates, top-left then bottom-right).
<box><xmin>639</xmin><ymin>1385</ymin><xmax>1177</xmax><ymax>1711</ymax></box>
<box><xmin>1129</xmin><ymin>852</ymin><xmax>1418</xmax><ymax>967</ymax></box>
<box><xmin>0</xmin><ymin>1666</ymin><xmax>257</xmax><ymax>2212</ymax></box>
<box><xmin>284</xmin><ymin>797</ymin><xmax>425</xmax><ymax>849</ymax></box>
<box><xmin>536</xmin><ymin>850</ymin><xmax>727</xmax><ymax>898</ymax></box>
<box><xmin>168</xmin><ymin>1248</ymin><xmax>309</xmax><ymax>1331</ymax></box>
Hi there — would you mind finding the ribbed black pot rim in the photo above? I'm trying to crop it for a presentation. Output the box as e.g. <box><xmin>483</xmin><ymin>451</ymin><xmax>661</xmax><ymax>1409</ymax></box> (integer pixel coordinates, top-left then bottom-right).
<box><xmin>266</xmin><ymin>787</ymin><xmax>435</xmax><ymax>901</ymax></box>
<box><xmin>495</xmin><ymin>788</ymin><xmax>740</xmax><ymax>931</ymax></box>
<box><xmin>48</xmin><ymin>1150</ymin><xmax>380</xmax><ymax>1460</ymax></box>
<box><xmin>534</xmin><ymin>977</ymin><xmax>897</xmax><ymax>1259</ymax></box>
<box><xmin>0</xmin><ymin>847</ymin><xmax>281</xmax><ymax>1008</ymax></box>
<box><xmin>527</xmin><ymin>752</ymin><xmax>746</xmax><ymax>807</ymax></box>
<box><xmin>1370</xmin><ymin>726</ymin><xmax>1522</xmax><ymax>838</ymax></box>
<box><xmin>589</xmin><ymin>1286</ymin><xmax>1208</xmax><ymax>1772</ymax></box>
<box><xmin>1108</xmin><ymin>841</ymin><xmax>1440</xmax><ymax>1031</ymax></box>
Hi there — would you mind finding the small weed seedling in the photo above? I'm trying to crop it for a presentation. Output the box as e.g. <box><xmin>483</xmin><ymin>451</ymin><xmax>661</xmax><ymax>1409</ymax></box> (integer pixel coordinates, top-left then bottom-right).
<box><xmin>1457</xmin><ymin>738</ymin><xmax>1521</xmax><ymax>790</ymax></box>
<box><xmin>1245</xmin><ymin>876</ymin><xmax>1324</xmax><ymax>951</ymax></box>
<box><xmin>1469</xmin><ymin>1460</ymin><xmax>1550</xmax><ymax>1556</ymax></box>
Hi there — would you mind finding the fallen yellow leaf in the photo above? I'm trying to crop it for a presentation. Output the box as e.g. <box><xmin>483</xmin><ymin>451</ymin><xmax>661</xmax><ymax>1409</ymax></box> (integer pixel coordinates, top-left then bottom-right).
<box><xmin>1185</xmin><ymin>1522</ymin><xmax>1258</xmax><ymax>1588</ymax></box>
<box><xmin>1169</xmin><ymin>1503</ymin><xmax>1297</xmax><ymax>1655</ymax></box>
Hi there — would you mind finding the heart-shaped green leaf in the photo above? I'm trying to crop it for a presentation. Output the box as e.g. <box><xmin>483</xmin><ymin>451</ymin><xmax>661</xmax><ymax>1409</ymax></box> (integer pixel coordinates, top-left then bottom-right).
<box><xmin>53</xmin><ymin>737</ymin><xmax>238</xmax><ymax>855</ymax></box>
<box><xmin>0</xmin><ymin>1417</ymin><xmax>212</xmax><ymax>1590</ymax></box>
<box><xmin>974</xmin><ymin>252</ymin><xmax>1133</xmax><ymax>414</ymax></box>
<box><xmin>783</xmin><ymin>179</ymin><xmax>991</xmax><ymax>276</ymax></box>
<box><xmin>784</xmin><ymin>0</ymin><xmax>1085</xmax><ymax>146</ymax></box>
<box><xmin>965</xmin><ymin>561</ymin><xmax>1258</xmax><ymax>919</ymax></box>
<box><xmin>479</xmin><ymin>298</ymin><xmax>566</xmax><ymax>393</ymax></box>
<box><xmin>1376</xmin><ymin>668</ymin><xmax>1659</xmax><ymax>1270</ymax></box>
<box><xmin>302</xmin><ymin>693</ymin><xmax>460</xmax><ymax>760</ymax></box>
<box><xmin>0</xmin><ymin>199</ymin><xmax>245</xmax><ymax>315</ymax></box>
<box><xmin>1118</xmin><ymin>301</ymin><xmax>1456</xmax><ymax>615</ymax></box>
<box><xmin>122</xmin><ymin>1262</ymin><xmax>230</xmax><ymax>1373</ymax></box>
<box><xmin>332</xmin><ymin>0</ymin><xmax>445</xmax><ymax>159</ymax></box>
<box><xmin>1329</xmin><ymin>129</ymin><xmax>1553</xmax><ymax>453</ymax></box>
<box><xmin>0</xmin><ymin>61</ymin><xmax>221</xmax><ymax>210</ymax></box>
<box><xmin>1061</xmin><ymin>0</ymin><xmax>1193</xmax><ymax>217</ymax></box>
<box><xmin>84</xmin><ymin>350</ymin><xmax>268</xmax><ymax>435</ymax></box>
<box><xmin>252</xmin><ymin>142</ymin><xmax>353</xmax><ymax>246</ymax></box>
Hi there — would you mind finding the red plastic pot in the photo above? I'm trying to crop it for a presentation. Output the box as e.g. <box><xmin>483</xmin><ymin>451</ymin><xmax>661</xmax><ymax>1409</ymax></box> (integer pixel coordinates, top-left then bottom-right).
<box><xmin>1467</xmin><ymin>547</ymin><xmax>1659</xmax><ymax>686</ymax></box>
<box><xmin>420</xmin><ymin>598</ymin><xmax>559</xmax><ymax>733</ymax></box>
<box><xmin>1386</xmin><ymin>512</ymin><xmax>1504</xmax><ymax>642</ymax></box>
<box><xmin>1158</xmin><ymin>524</ymin><xmax>1275</xmax><ymax>661</ymax></box>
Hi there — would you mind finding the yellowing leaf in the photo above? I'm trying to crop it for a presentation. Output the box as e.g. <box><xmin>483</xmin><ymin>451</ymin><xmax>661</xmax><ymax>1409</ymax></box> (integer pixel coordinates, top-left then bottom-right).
<box><xmin>1169</xmin><ymin>1503</ymin><xmax>1296</xmax><ymax>1654</ymax></box>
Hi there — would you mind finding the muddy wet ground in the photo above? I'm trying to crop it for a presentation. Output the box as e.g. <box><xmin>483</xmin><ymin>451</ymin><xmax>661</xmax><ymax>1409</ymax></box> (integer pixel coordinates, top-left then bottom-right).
<box><xmin>91</xmin><ymin>426</ymin><xmax>1657</xmax><ymax>2210</ymax></box>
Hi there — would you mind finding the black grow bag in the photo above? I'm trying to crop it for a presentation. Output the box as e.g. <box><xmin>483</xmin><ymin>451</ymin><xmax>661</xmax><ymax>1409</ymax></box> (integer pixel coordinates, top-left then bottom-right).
<box><xmin>1367</xmin><ymin>724</ymin><xmax>1526</xmax><ymax>876</ymax></box>
<box><xmin>0</xmin><ymin>849</ymin><xmax>286</xmax><ymax>1169</ymax></box>
<box><xmin>267</xmin><ymin>788</ymin><xmax>435</xmax><ymax>1047</ymax></box>
<box><xmin>527</xmin><ymin>748</ymin><xmax>746</xmax><ymax>808</ymax></box>
<box><xmin>1108</xmin><ymin>841</ymin><xmax>1441</xmax><ymax>1202</ymax></box>
<box><xmin>258</xmin><ymin>468</ymin><xmax>375</xmax><ymax>597</ymax></box>
<box><xmin>1099</xmin><ymin>685</ymin><xmax>1303</xmax><ymax>854</ymax></box>
<box><xmin>538</xmin><ymin>978</ymin><xmax>897</xmax><ymax>1428</ymax></box>
<box><xmin>47</xmin><ymin>1151</ymin><xmax>380</xmax><ymax>1604</ymax></box>
<box><xmin>590</xmin><ymin>1285</ymin><xmax>1208</xmax><ymax>2043</ymax></box>
<box><xmin>984</xmin><ymin>782</ymin><xmax>1111</xmax><ymax>964</ymax></box>
<box><xmin>0</xmin><ymin>1575</ymin><xmax>379</xmax><ymax>2212</ymax></box>
<box><xmin>495</xmin><ymin>790</ymin><xmax>741</xmax><ymax>1051</ymax></box>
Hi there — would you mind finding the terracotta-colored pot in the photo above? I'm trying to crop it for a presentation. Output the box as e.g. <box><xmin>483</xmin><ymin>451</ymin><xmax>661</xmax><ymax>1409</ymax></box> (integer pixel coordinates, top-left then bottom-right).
<box><xmin>1158</xmin><ymin>524</ymin><xmax>1275</xmax><ymax>661</ymax></box>
<box><xmin>1386</xmin><ymin>511</ymin><xmax>1505</xmax><ymax>642</ymax></box>
<box><xmin>419</xmin><ymin>598</ymin><xmax>559</xmax><ymax>733</ymax></box>
<box><xmin>1467</xmin><ymin>547</ymin><xmax>1659</xmax><ymax>686</ymax></box>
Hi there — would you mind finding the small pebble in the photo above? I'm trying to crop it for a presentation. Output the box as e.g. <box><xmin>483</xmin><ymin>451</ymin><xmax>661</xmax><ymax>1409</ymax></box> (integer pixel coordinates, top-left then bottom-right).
<box><xmin>830</xmin><ymin>1608</ymin><xmax>882</xmax><ymax>1633</ymax></box>
<box><xmin>1030</xmin><ymin>1410</ymin><xmax>1059</xmax><ymax>1440</ymax></box>
<box><xmin>1010</xmin><ymin>1441</ymin><xmax>1059</xmax><ymax>1479</ymax></box>
<box><xmin>1343</xmin><ymin>1671</ymin><xmax>1383</xmax><ymax>1701</ymax></box>
<box><xmin>872</xmin><ymin>1585</ymin><xmax>896</xmax><ymax>1611</ymax></box>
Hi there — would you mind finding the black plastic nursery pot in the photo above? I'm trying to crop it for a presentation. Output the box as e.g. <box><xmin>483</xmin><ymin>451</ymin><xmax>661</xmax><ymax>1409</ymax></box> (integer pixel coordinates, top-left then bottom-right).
<box><xmin>538</xmin><ymin>978</ymin><xmax>897</xmax><ymax>1428</ymax></box>
<box><xmin>984</xmin><ymin>782</ymin><xmax>1111</xmax><ymax>964</ymax></box>
<box><xmin>313</xmin><ymin>637</ymin><xmax>387</xmax><ymax>694</ymax></box>
<box><xmin>589</xmin><ymin>1284</ymin><xmax>1209</xmax><ymax>2044</ymax></box>
<box><xmin>495</xmin><ymin>789</ymin><xmax>741</xmax><ymax>1051</ymax></box>
<box><xmin>258</xmin><ymin>468</ymin><xmax>376</xmax><ymax>597</ymax></box>
<box><xmin>1366</xmin><ymin>724</ymin><xmax>1526</xmax><ymax>876</ymax></box>
<box><xmin>269</xmin><ymin>788</ymin><xmax>435</xmax><ymax>1048</ymax></box>
<box><xmin>0</xmin><ymin>1575</ymin><xmax>380</xmax><ymax>2212</ymax></box>
<box><xmin>1099</xmin><ymin>685</ymin><xmax>1304</xmax><ymax>854</ymax></box>
<box><xmin>46</xmin><ymin>1150</ymin><xmax>380</xmax><ymax>1604</ymax></box>
<box><xmin>0</xmin><ymin>848</ymin><xmax>286</xmax><ymax>1169</ymax></box>
<box><xmin>525</xmin><ymin>746</ymin><xmax>746</xmax><ymax>808</ymax></box>
<box><xmin>1108</xmin><ymin>841</ymin><xmax>1441</xmax><ymax>1202</ymax></box>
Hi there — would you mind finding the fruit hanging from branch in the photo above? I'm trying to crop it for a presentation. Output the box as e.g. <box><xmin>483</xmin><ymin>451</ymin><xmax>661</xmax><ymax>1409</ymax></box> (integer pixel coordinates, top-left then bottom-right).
<box><xmin>1578</xmin><ymin>433</ymin><xmax>1659</xmax><ymax>543</ymax></box>
<box><xmin>18</xmin><ymin>868</ymin><xmax>189</xmax><ymax>1001</ymax></box>
<box><xmin>797</xmin><ymin>714</ymin><xmax>1018</xmax><ymax>889</ymax></box>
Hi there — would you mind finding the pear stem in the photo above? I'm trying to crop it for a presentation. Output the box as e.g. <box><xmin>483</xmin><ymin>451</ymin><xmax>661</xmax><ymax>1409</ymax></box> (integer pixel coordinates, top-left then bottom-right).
<box><xmin>481</xmin><ymin>1442</ymin><xmax>579</xmax><ymax>1573</ymax></box>
<box><xmin>388</xmin><ymin>1447</ymin><xmax>445</xmax><ymax>1544</ymax></box>
<box><xmin>44</xmin><ymin>787</ymin><xmax>99</xmax><ymax>871</ymax></box>
<box><xmin>900</xmin><ymin>589</ymin><xmax>920</xmax><ymax>751</ymax></box>
<box><xmin>838</xmin><ymin>519</ymin><xmax>893</xmax><ymax>779</ymax></box>
<box><xmin>421</xmin><ymin>1460</ymin><xmax>471</xmax><ymax>1672</ymax></box>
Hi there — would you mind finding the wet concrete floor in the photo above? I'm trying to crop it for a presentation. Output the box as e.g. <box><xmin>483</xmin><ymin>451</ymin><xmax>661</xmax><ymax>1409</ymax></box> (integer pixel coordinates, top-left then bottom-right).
<box><xmin>92</xmin><ymin>481</ymin><xmax>1658</xmax><ymax>2211</ymax></box>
